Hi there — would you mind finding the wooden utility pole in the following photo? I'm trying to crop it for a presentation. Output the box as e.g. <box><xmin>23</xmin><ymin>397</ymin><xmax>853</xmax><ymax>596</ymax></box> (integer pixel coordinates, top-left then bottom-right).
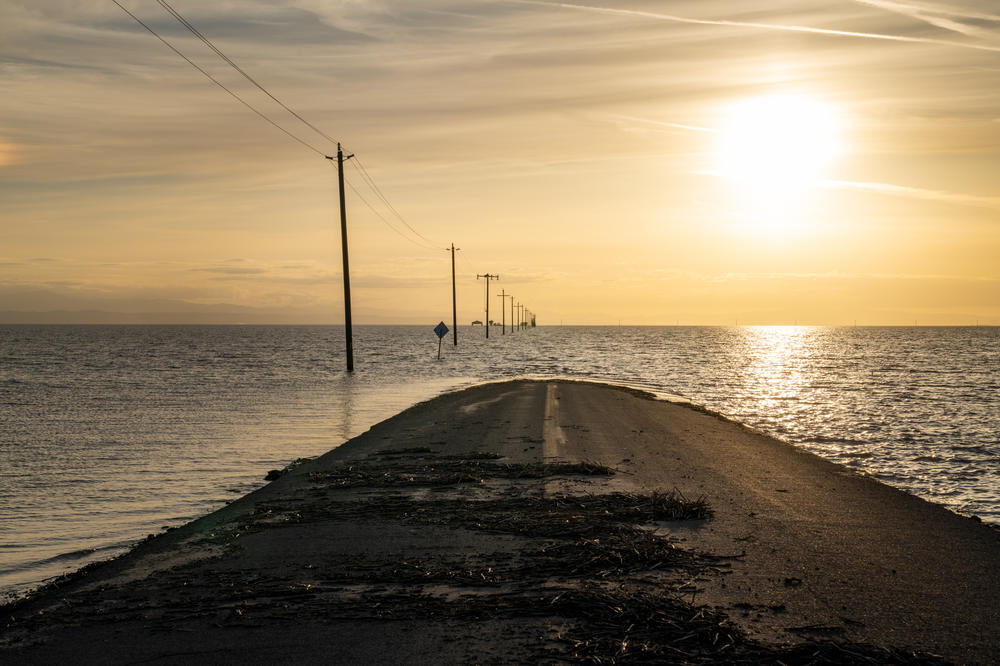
<box><xmin>510</xmin><ymin>297</ymin><xmax>515</xmax><ymax>334</ymax></box>
<box><xmin>326</xmin><ymin>143</ymin><xmax>354</xmax><ymax>372</ymax></box>
<box><xmin>476</xmin><ymin>274</ymin><xmax>498</xmax><ymax>338</ymax></box>
<box><xmin>497</xmin><ymin>290</ymin><xmax>507</xmax><ymax>334</ymax></box>
<box><xmin>450</xmin><ymin>244</ymin><xmax>459</xmax><ymax>346</ymax></box>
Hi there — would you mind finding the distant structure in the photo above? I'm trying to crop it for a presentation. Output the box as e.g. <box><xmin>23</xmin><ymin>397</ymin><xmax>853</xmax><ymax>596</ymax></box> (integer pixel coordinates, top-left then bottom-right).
<box><xmin>471</xmin><ymin>320</ymin><xmax>483</xmax><ymax>326</ymax></box>
<box><xmin>476</xmin><ymin>273</ymin><xmax>499</xmax><ymax>339</ymax></box>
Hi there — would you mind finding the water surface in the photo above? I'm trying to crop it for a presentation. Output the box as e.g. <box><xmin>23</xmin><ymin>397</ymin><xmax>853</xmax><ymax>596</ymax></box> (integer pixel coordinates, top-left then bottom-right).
<box><xmin>2</xmin><ymin>324</ymin><xmax>997</xmax><ymax>599</ymax></box>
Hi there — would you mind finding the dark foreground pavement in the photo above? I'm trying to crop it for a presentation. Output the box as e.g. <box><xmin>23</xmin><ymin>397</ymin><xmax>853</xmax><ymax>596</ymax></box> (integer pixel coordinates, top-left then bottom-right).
<box><xmin>2</xmin><ymin>380</ymin><xmax>998</xmax><ymax>664</ymax></box>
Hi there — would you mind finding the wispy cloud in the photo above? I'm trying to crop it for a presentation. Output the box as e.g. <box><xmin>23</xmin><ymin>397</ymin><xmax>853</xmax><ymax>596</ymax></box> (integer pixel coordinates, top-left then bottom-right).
<box><xmin>819</xmin><ymin>178</ymin><xmax>1000</xmax><ymax>210</ymax></box>
<box><xmin>707</xmin><ymin>270</ymin><xmax>999</xmax><ymax>283</ymax></box>
<box><xmin>192</xmin><ymin>265</ymin><xmax>269</xmax><ymax>276</ymax></box>
<box><xmin>853</xmin><ymin>1</ymin><xmax>1000</xmax><ymax>39</ymax></box>
<box><xmin>694</xmin><ymin>169</ymin><xmax>1000</xmax><ymax>211</ymax></box>
<box><xmin>508</xmin><ymin>0</ymin><xmax>1000</xmax><ymax>53</ymax></box>
<box><xmin>607</xmin><ymin>114</ymin><xmax>716</xmax><ymax>134</ymax></box>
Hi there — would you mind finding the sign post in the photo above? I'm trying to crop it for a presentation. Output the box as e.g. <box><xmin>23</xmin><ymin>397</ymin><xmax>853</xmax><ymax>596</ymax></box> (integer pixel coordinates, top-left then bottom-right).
<box><xmin>434</xmin><ymin>321</ymin><xmax>449</xmax><ymax>360</ymax></box>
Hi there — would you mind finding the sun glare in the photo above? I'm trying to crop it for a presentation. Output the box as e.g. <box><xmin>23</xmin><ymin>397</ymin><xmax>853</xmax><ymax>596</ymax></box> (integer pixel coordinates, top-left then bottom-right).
<box><xmin>712</xmin><ymin>95</ymin><xmax>842</xmax><ymax>235</ymax></box>
<box><xmin>0</xmin><ymin>140</ymin><xmax>17</xmax><ymax>167</ymax></box>
<box><xmin>716</xmin><ymin>95</ymin><xmax>841</xmax><ymax>189</ymax></box>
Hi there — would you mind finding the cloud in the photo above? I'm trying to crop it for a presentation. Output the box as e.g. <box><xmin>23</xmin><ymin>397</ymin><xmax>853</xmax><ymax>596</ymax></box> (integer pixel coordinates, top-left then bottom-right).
<box><xmin>853</xmin><ymin>1</ymin><xmax>1000</xmax><ymax>39</ymax></box>
<box><xmin>0</xmin><ymin>139</ymin><xmax>19</xmax><ymax>166</ymax></box>
<box><xmin>708</xmin><ymin>270</ymin><xmax>999</xmax><ymax>282</ymax></box>
<box><xmin>508</xmin><ymin>0</ymin><xmax>1000</xmax><ymax>53</ymax></box>
<box><xmin>192</xmin><ymin>265</ymin><xmax>270</xmax><ymax>276</ymax></box>
<box><xmin>605</xmin><ymin>114</ymin><xmax>716</xmax><ymax>134</ymax></box>
<box><xmin>819</xmin><ymin>178</ymin><xmax>1000</xmax><ymax>210</ymax></box>
<box><xmin>694</xmin><ymin>169</ymin><xmax>1000</xmax><ymax>211</ymax></box>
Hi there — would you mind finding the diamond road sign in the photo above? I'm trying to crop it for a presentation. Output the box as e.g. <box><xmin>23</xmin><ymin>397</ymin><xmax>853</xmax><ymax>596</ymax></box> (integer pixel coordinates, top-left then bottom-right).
<box><xmin>434</xmin><ymin>321</ymin><xmax>449</xmax><ymax>339</ymax></box>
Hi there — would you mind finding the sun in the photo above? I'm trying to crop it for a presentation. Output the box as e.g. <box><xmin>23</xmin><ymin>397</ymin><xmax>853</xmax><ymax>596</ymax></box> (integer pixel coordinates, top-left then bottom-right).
<box><xmin>716</xmin><ymin>94</ymin><xmax>841</xmax><ymax>190</ymax></box>
<box><xmin>0</xmin><ymin>140</ymin><xmax>18</xmax><ymax>167</ymax></box>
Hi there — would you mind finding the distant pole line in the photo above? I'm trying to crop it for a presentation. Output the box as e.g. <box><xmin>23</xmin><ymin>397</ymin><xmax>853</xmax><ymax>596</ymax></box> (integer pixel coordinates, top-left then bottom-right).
<box><xmin>497</xmin><ymin>290</ymin><xmax>508</xmax><ymax>335</ymax></box>
<box><xmin>450</xmin><ymin>244</ymin><xmax>460</xmax><ymax>346</ymax></box>
<box><xmin>511</xmin><ymin>300</ymin><xmax>517</xmax><ymax>333</ymax></box>
<box><xmin>116</xmin><ymin>1</ymin><xmax>520</xmax><ymax>349</ymax></box>
<box><xmin>476</xmin><ymin>274</ymin><xmax>499</xmax><ymax>338</ymax></box>
<box><xmin>327</xmin><ymin>144</ymin><xmax>355</xmax><ymax>372</ymax></box>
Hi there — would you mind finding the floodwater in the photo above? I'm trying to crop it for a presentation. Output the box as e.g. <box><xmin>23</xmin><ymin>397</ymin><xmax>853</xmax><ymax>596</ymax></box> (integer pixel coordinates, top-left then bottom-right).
<box><xmin>1</xmin><ymin>324</ymin><xmax>997</xmax><ymax>598</ymax></box>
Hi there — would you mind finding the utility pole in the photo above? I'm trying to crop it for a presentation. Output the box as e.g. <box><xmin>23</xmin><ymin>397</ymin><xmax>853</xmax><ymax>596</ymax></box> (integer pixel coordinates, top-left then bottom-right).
<box><xmin>518</xmin><ymin>304</ymin><xmax>525</xmax><ymax>329</ymax></box>
<box><xmin>497</xmin><ymin>290</ymin><xmax>507</xmax><ymax>334</ymax></box>
<box><xmin>326</xmin><ymin>143</ymin><xmax>354</xmax><ymax>372</ymax></box>
<box><xmin>476</xmin><ymin>274</ymin><xmax>498</xmax><ymax>338</ymax></box>
<box><xmin>450</xmin><ymin>244</ymin><xmax>460</xmax><ymax>346</ymax></box>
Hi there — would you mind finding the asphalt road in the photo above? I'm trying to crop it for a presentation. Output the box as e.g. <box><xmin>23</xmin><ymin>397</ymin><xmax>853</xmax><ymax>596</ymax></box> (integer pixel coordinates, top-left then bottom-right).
<box><xmin>2</xmin><ymin>380</ymin><xmax>997</xmax><ymax>664</ymax></box>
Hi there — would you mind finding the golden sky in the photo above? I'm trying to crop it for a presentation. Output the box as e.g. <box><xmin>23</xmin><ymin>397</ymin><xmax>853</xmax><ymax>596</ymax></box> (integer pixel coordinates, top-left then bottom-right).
<box><xmin>1</xmin><ymin>0</ymin><xmax>998</xmax><ymax>325</ymax></box>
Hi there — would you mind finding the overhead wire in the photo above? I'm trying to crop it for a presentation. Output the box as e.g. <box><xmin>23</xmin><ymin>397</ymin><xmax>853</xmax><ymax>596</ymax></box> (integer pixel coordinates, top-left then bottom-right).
<box><xmin>155</xmin><ymin>0</ymin><xmax>339</xmax><ymax>148</ymax></box>
<box><xmin>111</xmin><ymin>0</ymin><xmax>325</xmax><ymax>157</ymax></box>
<box><xmin>153</xmin><ymin>0</ymin><xmax>441</xmax><ymax>250</ymax></box>
<box><xmin>338</xmin><ymin>167</ymin><xmax>441</xmax><ymax>252</ymax></box>
<box><xmin>346</xmin><ymin>155</ymin><xmax>441</xmax><ymax>247</ymax></box>
<box><xmin>118</xmin><ymin>0</ymin><xmax>447</xmax><ymax>254</ymax></box>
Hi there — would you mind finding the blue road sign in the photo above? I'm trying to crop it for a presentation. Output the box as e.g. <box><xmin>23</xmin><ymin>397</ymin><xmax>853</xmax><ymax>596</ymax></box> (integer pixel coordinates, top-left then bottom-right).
<box><xmin>434</xmin><ymin>321</ymin><xmax>449</xmax><ymax>339</ymax></box>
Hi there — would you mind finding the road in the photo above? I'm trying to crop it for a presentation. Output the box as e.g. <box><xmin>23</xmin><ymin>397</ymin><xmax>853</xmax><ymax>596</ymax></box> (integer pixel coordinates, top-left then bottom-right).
<box><xmin>3</xmin><ymin>380</ymin><xmax>997</xmax><ymax>663</ymax></box>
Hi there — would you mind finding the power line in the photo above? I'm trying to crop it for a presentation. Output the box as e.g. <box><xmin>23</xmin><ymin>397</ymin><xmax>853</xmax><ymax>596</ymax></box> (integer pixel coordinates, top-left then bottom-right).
<box><xmin>155</xmin><ymin>0</ymin><xmax>339</xmax><ymax>149</ymax></box>
<box><xmin>347</xmin><ymin>155</ymin><xmax>439</xmax><ymax>247</ymax></box>
<box><xmin>119</xmin><ymin>0</ymin><xmax>443</xmax><ymax>254</ymax></box>
<box><xmin>153</xmin><ymin>0</ymin><xmax>440</xmax><ymax>252</ymax></box>
<box><xmin>340</xmin><ymin>168</ymin><xmax>440</xmax><ymax>252</ymax></box>
<box><xmin>111</xmin><ymin>0</ymin><xmax>325</xmax><ymax>157</ymax></box>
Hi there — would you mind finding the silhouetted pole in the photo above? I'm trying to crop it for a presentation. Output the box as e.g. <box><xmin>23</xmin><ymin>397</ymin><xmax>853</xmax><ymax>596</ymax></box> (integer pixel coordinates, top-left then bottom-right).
<box><xmin>497</xmin><ymin>290</ymin><xmax>507</xmax><ymax>334</ymax></box>
<box><xmin>450</xmin><ymin>243</ymin><xmax>460</xmax><ymax>346</ymax></box>
<box><xmin>510</xmin><ymin>297</ymin><xmax>515</xmax><ymax>334</ymax></box>
<box><xmin>518</xmin><ymin>304</ymin><xmax>525</xmax><ymax>329</ymax></box>
<box><xmin>326</xmin><ymin>143</ymin><xmax>355</xmax><ymax>372</ymax></box>
<box><xmin>476</xmin><ymin>274</ymin><xmax>498</xmax><ymax>338</ymax></box>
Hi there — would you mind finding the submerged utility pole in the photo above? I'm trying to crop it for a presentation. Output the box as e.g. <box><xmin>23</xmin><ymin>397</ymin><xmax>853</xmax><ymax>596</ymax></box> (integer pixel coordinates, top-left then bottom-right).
<box><xmin>476</xmin><ymin>273</ymin><xmax>498</xmax><ymax>338</ymax></box>
<box><xmin>510</xmin><ymin>297</ymin><xmax>515</xmax><ymax>334</ymax></box>
<box><xmin>497</xmin><ymin>290</ymin><xmax>507</xmax><ymax>334</ymax></box>
<box><xmin>450</xmin><ymin>244</ymin><xmax>460</xmax><ymax>346</ymax></box>
<box><xmin>326</xmin><ymin>143</ymin><xmax>355</xmax><ymax>372</ymax></box>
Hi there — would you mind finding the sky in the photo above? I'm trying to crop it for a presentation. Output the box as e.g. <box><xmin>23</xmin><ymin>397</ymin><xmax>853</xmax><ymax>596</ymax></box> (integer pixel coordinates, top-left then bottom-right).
<box><xmin>1</xmin><ymin>0</ymin><xmax>998</xmax><ymax>325</ymax></box>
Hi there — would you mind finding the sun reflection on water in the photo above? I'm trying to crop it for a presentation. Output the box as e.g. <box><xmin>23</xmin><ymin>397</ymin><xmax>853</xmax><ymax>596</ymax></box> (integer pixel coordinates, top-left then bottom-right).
<box><xmin>741</xmin><ymin>326</ymin><xmax>811</xmax><ymax>410</ymax></box>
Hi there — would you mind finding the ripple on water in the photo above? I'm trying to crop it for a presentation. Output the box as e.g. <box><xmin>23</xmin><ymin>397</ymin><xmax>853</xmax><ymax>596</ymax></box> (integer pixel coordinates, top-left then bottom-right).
<box><xmin>0</xmin><ymin>324</ymin><xmax>997</xmax><ymax>598</ymax></box>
